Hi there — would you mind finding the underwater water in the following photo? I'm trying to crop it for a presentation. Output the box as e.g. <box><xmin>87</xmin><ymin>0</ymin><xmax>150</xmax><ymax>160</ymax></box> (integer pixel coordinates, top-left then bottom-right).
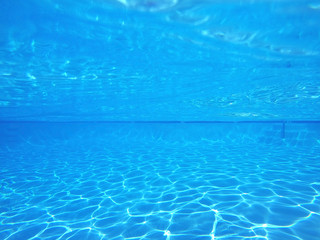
<box><xmin>1</xmin><ymin>0</ymin><xmax>320</xmax><ymax>239</ymax></box>
<box><xmin>1</xmin><ymin>122</ymin><xmax>320</xmax><ymax>240</ymax></box>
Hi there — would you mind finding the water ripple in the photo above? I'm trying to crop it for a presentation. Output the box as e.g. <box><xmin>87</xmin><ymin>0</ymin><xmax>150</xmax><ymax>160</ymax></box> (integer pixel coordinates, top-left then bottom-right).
<box><xmin>0</xmin><ymin>124</ymin><xmax>320</xmax><ymax>239</ymax></box>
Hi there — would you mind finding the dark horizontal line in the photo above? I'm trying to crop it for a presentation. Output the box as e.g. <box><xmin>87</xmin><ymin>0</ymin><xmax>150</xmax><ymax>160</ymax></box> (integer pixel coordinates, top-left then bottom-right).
<box><xmin>1</xmin><ymin>120</ymin><xmax>320</xmax><ymax>124</ymax></box>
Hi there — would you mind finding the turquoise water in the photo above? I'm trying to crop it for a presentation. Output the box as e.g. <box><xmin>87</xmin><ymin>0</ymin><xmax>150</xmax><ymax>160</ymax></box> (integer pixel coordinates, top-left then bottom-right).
<box><xmin>1</xmin><ymin>0</ymin><xmax>320</xmax><ymax>121</ymax></box>
<box><xmin>1</xmin><ymin>122</ymin><xmax>320</xmax><ymax>239</ymax></box>
<box><xmin>1</xmin><ymin>0</ymin><xmax>320</xmax><ymax>239</ymax></box>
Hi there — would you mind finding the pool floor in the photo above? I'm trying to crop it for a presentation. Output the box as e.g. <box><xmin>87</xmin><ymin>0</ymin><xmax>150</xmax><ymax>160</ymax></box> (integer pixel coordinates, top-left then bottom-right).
<box><xmin>0</xmin><ymin>124</ymin><xmax>320</xmax><ymax>240</ymax></box>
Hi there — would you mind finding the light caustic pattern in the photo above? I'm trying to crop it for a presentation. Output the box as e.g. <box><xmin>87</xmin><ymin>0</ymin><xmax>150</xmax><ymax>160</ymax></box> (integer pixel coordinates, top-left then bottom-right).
<box><xmin>0</xmin><ymin>134</ymin><xmax>320</xmax><ymax>240</ymax></box>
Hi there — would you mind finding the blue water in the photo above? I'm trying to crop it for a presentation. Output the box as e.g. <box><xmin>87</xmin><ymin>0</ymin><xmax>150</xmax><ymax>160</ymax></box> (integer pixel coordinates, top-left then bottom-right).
<box><xmin>1</xmin><ymin>0</ymin><xmax>320</xmax><ymax>121</ymax></box>
<box><xmin>1</xmin><ymin>0</ymin><xmax>320</xmax><ymax>239</ymax></box>
<box><xmin>1</xmin><ymin>122</ymin><xmax>320</xmax><ymax>240</ymax></box>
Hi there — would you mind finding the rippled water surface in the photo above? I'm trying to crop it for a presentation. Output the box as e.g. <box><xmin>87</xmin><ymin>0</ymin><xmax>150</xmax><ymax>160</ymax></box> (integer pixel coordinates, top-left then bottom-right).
<box><xmin>1</xmin><ymin>123</ymin><xmax>320</xmax><ymax>239</ymax></box>
<box><xmin>1</xmin><ymin>0</ymin><xmax>320</xmax><ymax>120</ymax></box>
